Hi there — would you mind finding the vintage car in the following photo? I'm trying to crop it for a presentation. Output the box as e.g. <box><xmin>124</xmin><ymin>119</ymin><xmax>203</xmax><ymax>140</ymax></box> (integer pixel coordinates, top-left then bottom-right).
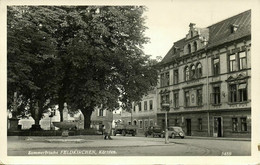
<box><xmin>166</xmin><ymin>126</ymin><xmax>185</xmax><ymax>139</ymax></box>
<box><xmin>144</xmin><ymin>126</ymin><xmax>163</xmax><ymax>137</ymax></box>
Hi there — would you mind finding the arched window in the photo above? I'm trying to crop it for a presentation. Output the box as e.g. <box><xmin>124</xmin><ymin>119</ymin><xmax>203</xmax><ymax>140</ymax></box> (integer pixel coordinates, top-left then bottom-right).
<box><xmin>196</xmin><ymin>63</ymin><xmax>202</xmax><ymax>78</ymax></box>
<box><xmin>188</xmin><ymin>44</ymin><xmax>191</xmax><ymax>54</ymax></box>
<box><xmin>184</xmin><ymin>66</ymin><xmax>190</xmax><ymax>81</ymax></box>
<box><xmin>190</xmin><ymin>65</ymin><xmax>196</xmax><ymax>79</ymax></box>
<box><xmin>133</xmin><ymin>120</ymin><xmax>137</xmax><ymax>126</ymax></box>
<box><xmin>194</xmin><ymin>41</ymin><xmax>197</xmax><ymax>52</ymax></box>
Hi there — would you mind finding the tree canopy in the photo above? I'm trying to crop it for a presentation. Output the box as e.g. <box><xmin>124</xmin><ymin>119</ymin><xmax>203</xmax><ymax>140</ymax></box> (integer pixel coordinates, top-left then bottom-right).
<box><xmin>7</xmin><ymin>6</ymin><xmax>158</xmax><ymax>129</ymax></box>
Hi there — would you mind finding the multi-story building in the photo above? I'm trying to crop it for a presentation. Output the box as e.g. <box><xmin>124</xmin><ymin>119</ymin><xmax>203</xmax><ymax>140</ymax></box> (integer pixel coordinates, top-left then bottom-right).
<box><xmin>90</xmin><ymin>108</ymin><xmax>113</xmax><ymax>132</ymax></box>
<box><xmin>120</xmin><ymin>89</ymin><xmax>158</xmax><ymax>134</ymax></box>
<box><xmin>157</xmin><ymin>10</ymin><xmax>251</xmax><ymax>138</ymax></box>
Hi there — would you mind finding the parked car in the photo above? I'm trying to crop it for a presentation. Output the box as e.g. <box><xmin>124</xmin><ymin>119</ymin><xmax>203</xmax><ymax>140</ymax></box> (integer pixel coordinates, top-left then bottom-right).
<box><xmin>145</xmin><ymin>126</ymin><xmax>163</xmax><ymax>137</ymax></box>
<box><xmin>164</xmin><ymin>126</ymin><xmax>185</xmax><ymax>139</ymax></box>
<box><xmin>113</xmin><ymin>124</ymin><xmax>137</xmax><ymax>136</ymax></box>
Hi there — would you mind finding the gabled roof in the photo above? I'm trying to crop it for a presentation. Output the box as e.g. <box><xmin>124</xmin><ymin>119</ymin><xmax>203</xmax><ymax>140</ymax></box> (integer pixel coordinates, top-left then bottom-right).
<box><xmin>159</xmin><ymin>10</ymin><xmax>251</xmax><ymax>66</ymax></box>
<box><xmin>159</xmin><ymin>38</ymin><xmax>185</xmax><ymax>65</ymax></box>
<box><xmin>207</xmin><ymin>10</ymin><xmax>251</xmax><ymax>48</ymax></box>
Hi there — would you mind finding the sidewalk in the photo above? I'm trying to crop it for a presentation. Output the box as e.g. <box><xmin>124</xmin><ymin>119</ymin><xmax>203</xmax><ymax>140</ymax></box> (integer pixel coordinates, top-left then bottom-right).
<box><xmin>135</xmin><ymin>133</ymin><xmax>251</xmax><ymax>141</ymax></box>
<box><xmin>7</xmin><ymin>135</ymin><xmax>174</xmax><ymax>150</ymax></box>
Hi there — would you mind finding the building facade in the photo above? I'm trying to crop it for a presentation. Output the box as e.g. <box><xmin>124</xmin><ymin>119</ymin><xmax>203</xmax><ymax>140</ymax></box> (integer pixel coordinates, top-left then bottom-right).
<box><xmin>90</xmin><ymin>108</ymin><xmax>113</xmax><ymax>132</ymax></box>
<box><xmin>120</xmin><ymin>89</ymin><xmax>158</xmax><ymax>134</ymax></box>
<box><xmin>157</xmin><ymin>10</ymin><xmax>251</xmax><ymax>138</ymax></box>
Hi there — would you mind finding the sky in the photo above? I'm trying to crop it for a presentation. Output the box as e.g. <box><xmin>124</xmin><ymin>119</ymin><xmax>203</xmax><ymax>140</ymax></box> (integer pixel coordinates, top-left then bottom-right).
<box><xmin>142</xmin><ymin>0</ymin><xmax>256</xmax><ymax>59</ymax></box>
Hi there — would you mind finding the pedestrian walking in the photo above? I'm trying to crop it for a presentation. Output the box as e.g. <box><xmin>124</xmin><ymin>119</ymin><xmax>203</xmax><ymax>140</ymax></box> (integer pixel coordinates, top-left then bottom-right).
<box><xmin>104</xmin><ymin>120</ymin><xmax>112</xmax><ymax>140</ymax></box>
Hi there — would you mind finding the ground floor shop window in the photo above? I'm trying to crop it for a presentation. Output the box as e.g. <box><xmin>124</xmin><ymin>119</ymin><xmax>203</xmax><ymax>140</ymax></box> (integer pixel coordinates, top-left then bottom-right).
<box><xmin>241</xmin><ymin>118</ymin><xmax>247</xmax><ymax>132</ymax></box>
<box><xmin>198</xmin><ymin>118</ymin><xmax>202</xmax><ymax>131</ymax></box>
<box><xmin>139</xmin><ymin>120</ymin><xmax>143</xmax><ymax>129</ymax></box>
<box><xmin>174</xmin><ymin>118</ymin><xmax>179</xmax><ymax>126</ymax></box>
<box><xmin>144</xmin><ymin>120</ymin><xmax>149</xmax><ymax>129</ymax></box>
<box><xmin>232</xmin><ymin>118</ymin><xmax>238</xmax><ymax>132</ymax></box>
<box><xmin>231</xmin><ymin>117</ymin><xmax>248</xmax><ymax>132</ymax></box>
<box><xmin>150</xmin><ymin>120</ymin><xmax>154</xmax><ymax>126</ymax></box>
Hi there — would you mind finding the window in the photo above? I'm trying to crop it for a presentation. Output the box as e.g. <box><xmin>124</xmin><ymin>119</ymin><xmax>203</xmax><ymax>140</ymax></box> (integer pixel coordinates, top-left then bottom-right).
<box><xmin>185</xmin><ymin>91</ymin><xmax>190</xmax><ymax>107</ymax></box>
<box><xmin>165</xmin><ymin>72</ymin><xmax>170</xmax><ymax>86</ymax></box>
<box><xmin>229</xmin><ymin>84</ymin><xmax>237</xmax><ymax>103</ymax></box>
<box><xmin>188</xmin><ymin>44</ymin><xmax>191</xmax><ymax>54</ymax></box>
<box><xmin>173</xmin><ymin>92</ymin><xmax>179</xmax><ymax>108</ymax></box>
<box><xmin>138</xmin><ymin>102</ymin><xmax>142</xmax><ymax>111</ymax></box>
<box><xmin>229</xmin><ymin>83</ymin><xmax>248</xmax><ymax>103</ymax></box>
<box><xmin>197</xmin><ymin>89</ymin><xmax>202</xmax><ymax>106</ymax></box>
<box><xmin>174</xmin><ymin>119</ymin><xmax>179</xmax><ymax>126</ymax></box>
<box><xmin>149</xmin><ymin>100</ymin><xmax>153</xmax><ymax>110</ymax></box>
<box><xmin>160</xmin><ymin>72</ymin><xmax>170</xmax><ymax>87</ymax></box>
<box><xmin>196</xmin><ymin>63</ymin><xmax>202</xmax><ymax>78</ymax></box>
<box><xmin>194</xmin><ymin>42</ymin><xmax>197</xmax><ymax>51</ymax></box>
<box><xmin>238</xmin><ymin>83</ymin><xmax>248</xmax><ymax>102</ymax></box>
<box><xmin>173</xmin><ymin>69</ymin><xmax>179</xmax><ymax>84</ymax></box>
<box><xmin>161</xmin><ymin>94</ymin><xmax>170</xmax><ymax>104</ymax></box>
<box><xmin>241</xmin><ymin>118</ymin><xmax>247</xmax><ymax>131</ymax></box>
<box><xmin>133</xmin><ymin>104</ymin><xmax>136</xmax><ymax>112</ymax></box>
<box><xmin>144</xmin><ymin>120</ymin><xmax>149</xmax><ymax>129</ymax></box>
<box><xmin>144</xmin><ymin>101</ymin><xmax>147</xmax><ymax>111</ymax></box>
<box><xmin>198</xmin><ymin>118</ymin><xmax>202</xmax><ymax>131</ymax></box>
<box><xmin>133</xmin><ymin>120</ymin><xmax>137</xmax><ymax>126</ymax></box>
<box><xmin>232</xmin><ymin>118</ymin><xmax>238</xmax><ymax>132</ymax></box>
<box><xmin>184</xmin><ymin>66</ymin><xmax>189</xmax><ymax>81</ymax></box>
<box><xmin>139</xmin><ymin>120</ymin><xmax>143</xmax><ymax>129</ymax></box>
<box><xmin>212</xmin><ymin>86</ymin><xmax>221</xmax><ymax>104</ymax></box>
<box><xmin>213</xmin><ymin>58</ymin><xmax>220</xmax><ymax>76</ymax></box>
<box><xmin>190</xmin><ymin>65</ymin><xmax>196</xmax><ymax>79</ymax></box>
<box><xmin>160</xmin><ymin>73</ymin><xmax>165</xmax><ymax>87</ymax></box>
<box><xmin>229</xmin><ymin>54</ymin><xmax>236</xmax><ymax>72</ymax></box>
<box><xmin>98</xmin><ymin>109</ymin><xmax>104</xmax><ymax>116</ymax></box>
<box><xmin>239</xmin><ymin>52</ymin><xmax>247</xmax><ymax>70</ymax></box>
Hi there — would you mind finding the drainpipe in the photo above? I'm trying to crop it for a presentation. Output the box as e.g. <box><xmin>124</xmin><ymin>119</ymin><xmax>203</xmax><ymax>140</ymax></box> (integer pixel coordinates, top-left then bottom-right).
<box><xmin>206</xmin><ymin>50</ymin><xmax>210</xmax><ymax>137</ymax></box>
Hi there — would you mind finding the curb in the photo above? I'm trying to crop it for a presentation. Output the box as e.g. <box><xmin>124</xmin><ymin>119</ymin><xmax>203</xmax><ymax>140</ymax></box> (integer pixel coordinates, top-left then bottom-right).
<box><xmin>185</xmin><ymin>136</ymin><xmax>251</xmax><ymax>141</ymax></box>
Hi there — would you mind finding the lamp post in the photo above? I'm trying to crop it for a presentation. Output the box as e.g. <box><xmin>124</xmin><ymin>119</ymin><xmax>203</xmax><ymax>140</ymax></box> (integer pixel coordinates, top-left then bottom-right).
<box><xmin>162</xmin><ymin>103</ymin><xmax>170</xmax><ymax>144</ymax></box>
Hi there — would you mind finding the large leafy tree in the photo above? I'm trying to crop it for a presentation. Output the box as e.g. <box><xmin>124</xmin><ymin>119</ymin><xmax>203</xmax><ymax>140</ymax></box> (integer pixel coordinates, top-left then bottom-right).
<box><xmin>60</xmin><ymin>6</ymin><xmax>158</xmax><ymax>128</ymax></box>
<box><xmin>7</xmin><ymin>6</ymin><xmax>158</xmax><ymax>129</ymax></box>
<box><xmin>7</xmin><ymin>6</ymin><xmax>64</xmax><ymax>126</ymax></box>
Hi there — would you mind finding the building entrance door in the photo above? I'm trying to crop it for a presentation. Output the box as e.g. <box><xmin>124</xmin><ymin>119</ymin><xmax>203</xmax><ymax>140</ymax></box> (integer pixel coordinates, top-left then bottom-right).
<box><xmin>186</xmin><ymin>119</ymin><xmax>191</xmax><ymax>136</ymax></box>
<box><xmin>213</xmin><ymin>117</ymin><xmax>223</xmax><ymax>137</ymax></box>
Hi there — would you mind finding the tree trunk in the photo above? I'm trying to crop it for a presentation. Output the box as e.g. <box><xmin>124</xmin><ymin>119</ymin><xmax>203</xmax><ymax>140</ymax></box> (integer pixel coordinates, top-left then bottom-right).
<box><xmin>58</xmin><ymin>98</ymin><xmax>64</xmax><ymax>122</ymax></box>
<box><xmin>81</xmin><ymin>107</ymin><xmax>93</xmax><ymax>129</ymax></box>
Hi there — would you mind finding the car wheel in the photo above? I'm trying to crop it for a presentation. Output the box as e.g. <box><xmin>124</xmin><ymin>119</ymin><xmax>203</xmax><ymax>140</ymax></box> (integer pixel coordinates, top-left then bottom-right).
<box><xmin>181</xmin><ymin>136</ymin><xmax>184</xmax><ymax>139</ymax></box>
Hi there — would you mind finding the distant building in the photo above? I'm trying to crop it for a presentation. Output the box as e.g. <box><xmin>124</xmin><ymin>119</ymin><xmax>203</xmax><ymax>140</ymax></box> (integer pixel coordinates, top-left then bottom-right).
<box><xmin>157</xmin><ymin>10</ymin><xmax>251</xmax><ymax>138</ymax></box>
<box><xmin>121</xmin><ymin>88</ymin><xmax>158</xmax><ymax>134</ymax></box>
<box><xmin>90</xmin><ymin>107</ymin><xmax>113</xmax><ymax>132</ymax></box>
